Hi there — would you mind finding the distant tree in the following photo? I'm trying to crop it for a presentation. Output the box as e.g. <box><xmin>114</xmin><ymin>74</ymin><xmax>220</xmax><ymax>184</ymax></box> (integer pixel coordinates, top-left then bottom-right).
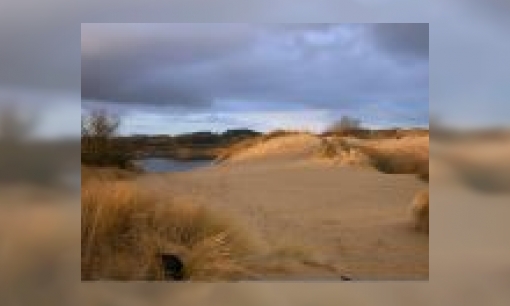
<box><xmin>327</xmin><ymin>115</ymin><xmax>362</xmax><ymax>133</ymax></box>
<box><xmin>81</xmin><ymin>110</ymin><xmax>130</xmax><ymax>168</ymax></box>
<box><xmin>82</xmin><ymin>110</ymin><xmax>119</xmax><ymax>139</ymax></box>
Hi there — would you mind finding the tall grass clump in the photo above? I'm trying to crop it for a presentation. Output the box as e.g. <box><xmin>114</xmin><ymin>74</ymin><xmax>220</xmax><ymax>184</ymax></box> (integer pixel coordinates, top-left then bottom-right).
<box><xmin>410</xmin><ymin>189</ymin><xmax>429</xmax><ymax>234</ymax></box>
<box><xmin>317</xmin><ymin>139</ymin><xmax>338</xmax><ymax>159</ymax></box>
<box><xmin>82</xmin><ymin>180</ymin><xmax>254</xmax><ymax>280</ymax></box>
<box><xmin>356</xmin><ymin>145</ymin><xmax>429</xmax><ymax>178</ymax></box>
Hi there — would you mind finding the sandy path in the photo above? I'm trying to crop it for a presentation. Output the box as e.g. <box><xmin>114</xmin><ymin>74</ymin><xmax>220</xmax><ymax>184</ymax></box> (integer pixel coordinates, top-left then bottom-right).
<box><xmin>137</xmin><ymin>159</ymin><xmax>428</xmax><ymax>280</ymax></box>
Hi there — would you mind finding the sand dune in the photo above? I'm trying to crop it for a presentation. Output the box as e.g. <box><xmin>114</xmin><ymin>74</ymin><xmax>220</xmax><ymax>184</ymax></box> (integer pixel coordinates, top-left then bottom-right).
<box><xmin>220</xmin><ymin>134</ymin><xmax>321</xmax><ymax>164</ymax></box>
<box><xmin>221</xmin><ymin>133</ymin><xmax>429</xmax><ymax>173</ymax></box>
<box><xmin>136</xmin><ymin>134</ymin><xmax>429</xmax><ymax>280</ymax></box>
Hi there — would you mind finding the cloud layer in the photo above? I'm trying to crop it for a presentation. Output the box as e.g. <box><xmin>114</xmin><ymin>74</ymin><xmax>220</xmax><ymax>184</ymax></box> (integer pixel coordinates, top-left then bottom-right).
<box><xmin>81</xmin><ymin>23</ymin><xmax>429</xmax><ymax>133</ymax></box>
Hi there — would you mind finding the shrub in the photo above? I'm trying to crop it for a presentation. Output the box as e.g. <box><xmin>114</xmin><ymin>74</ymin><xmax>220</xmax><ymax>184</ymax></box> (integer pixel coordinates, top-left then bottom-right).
<box><xmin>81</xmin><ymin>110</ymin><xmax>132</xmax><ymax>169</ymax></box>
<box><xmin>81</xmin><ymin>180</ymin><xmax>254</xmax><ymax>280</ymax></box>
<box><xmin>325</xmin><ymin>116</ymin><xmax>373</xmax><ymax>138</ymax></box>
<box><xmin>327</xmin><ymin>116</ymin><xmax>361</xmax><ymax>132</ymax></box>
<box><xmin>81</xmin><ymin>151</ymin><xmax>133</xmax><ymax>169</ymax></box>
<box><xmin>318</xmin><ymin>139</ymin><xmax>338</xmax><ymax>158</ymax></box>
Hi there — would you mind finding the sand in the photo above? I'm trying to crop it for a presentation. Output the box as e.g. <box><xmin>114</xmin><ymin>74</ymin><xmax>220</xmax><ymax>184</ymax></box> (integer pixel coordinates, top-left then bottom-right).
<box><xmin>136</xmin><ymin>135</ymin><xmax>429</xmax><ymax>280</ymax></box>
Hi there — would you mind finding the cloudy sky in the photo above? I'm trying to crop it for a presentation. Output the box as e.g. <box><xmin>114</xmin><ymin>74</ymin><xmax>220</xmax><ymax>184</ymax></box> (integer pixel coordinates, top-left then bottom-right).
<box><xmin>81</xmin><ymin>23</ymin><xmax>429</xmax><ymax>135</ymax></box>
<box><xmin>1</xmin><ymin>1</ymin><xmax>509</xmax><ymax>138</ymax></box>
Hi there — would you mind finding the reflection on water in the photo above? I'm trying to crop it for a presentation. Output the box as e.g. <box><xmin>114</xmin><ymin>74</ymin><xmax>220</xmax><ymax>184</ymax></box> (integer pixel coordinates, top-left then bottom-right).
<box><xmin>135</xmin><ymin>158</ymin><xmax>212</xmax><ymax>173</ymax></box>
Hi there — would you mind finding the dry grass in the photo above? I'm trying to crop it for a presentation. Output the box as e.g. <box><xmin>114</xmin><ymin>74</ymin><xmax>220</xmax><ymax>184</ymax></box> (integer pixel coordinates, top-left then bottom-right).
<box><xmin>363</xmin><ymin>146</ymin><xmax>428</xmax><ymax>174</ymax></box>
<box><xmin>316</xmin><ymin>136</ymin><xmax>428</xmax><ymax>172</ymax></box>
<box><xmin>81</xmin><ymin>180</ymin><xmax>254</xmax><ymax>281</ymax></box>
<box><xmin>317</xmin><ymin>138</ymin><xmax>339</xmax><ymax>159</ymax></box>
<box><xmin>81</xmin><ymin>166</ymin><xmax>139</xmax><ymax>184</ymax></box>
<box><xmin>217</xmin><ymin>130</ymin><xmax>315</xmax><ymax>163</ymax></box>
<box><xmin>410</xmin><ymin>189</ymin><xmax>429</xmax><ymax>234</ymax></box>
<box><xmin>323</xmin><ymin>128</ymin><xmax>429</xmax><ymax>140</ymax></box>
<box><xmin>337</xmin><ymin>136</ymin><xmax>429</xmax><ymax>178</ymax></box>
<box><xmin>216</xmin><ymin>137</ymin><xmax>262</xmax><ymax>162</ymax></box>
<box><xmin>218</xmin><ymin>133</ymin><xmax>319</xmax><ymax>164</ymax></box>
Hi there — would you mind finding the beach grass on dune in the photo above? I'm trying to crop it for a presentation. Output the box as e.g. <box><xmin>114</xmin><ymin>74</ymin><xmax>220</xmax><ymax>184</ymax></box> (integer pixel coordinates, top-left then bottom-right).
<box><xmin>410</xmin><ymin>189</ymin><xmax>429</xmax><ymax>234</ymax></box>
<box><xmin>317</xmin><ymin>135</ymin><xmax>429</xmax><ymax>179</ymax></box>
<box><xmin>81</xmin><ymin>179</ymin><xmax>254</xmax><ymax>281</ymax></box>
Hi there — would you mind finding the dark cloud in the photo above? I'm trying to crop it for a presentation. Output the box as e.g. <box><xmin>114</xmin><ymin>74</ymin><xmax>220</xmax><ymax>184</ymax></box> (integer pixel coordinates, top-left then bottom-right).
<box><xmin>81</xmin><ymin>23</ymin><xmax>428</xmax><ymax>113</ymax></box>
<box><xmin>81</xmin><ymin>24</ymin><xmax>263</xmax><ymax>106</ymax></box>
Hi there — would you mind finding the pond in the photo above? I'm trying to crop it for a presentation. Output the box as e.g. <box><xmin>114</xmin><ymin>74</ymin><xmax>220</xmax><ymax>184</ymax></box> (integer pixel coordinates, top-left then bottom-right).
<box><xmin>134</xmin><ymin>158</ymin><xmax>213</xmax><ymax>173</ymax></box>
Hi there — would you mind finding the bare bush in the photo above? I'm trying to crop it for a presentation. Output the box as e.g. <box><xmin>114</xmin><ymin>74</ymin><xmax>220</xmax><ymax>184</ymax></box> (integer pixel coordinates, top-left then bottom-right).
<box><xmin>327</xmin><ymin>115</ymin><xmax>362</xmax><ymax>133</ymax></box>
<box><xmin>81</xmin><ymin>110</ymin><xmax>131</xmax><ymax>169</ymax></box>
<box><xmin>324</xmin><ymin>116</ymin><xmax>373</xmax><ymax>138</ymax></box>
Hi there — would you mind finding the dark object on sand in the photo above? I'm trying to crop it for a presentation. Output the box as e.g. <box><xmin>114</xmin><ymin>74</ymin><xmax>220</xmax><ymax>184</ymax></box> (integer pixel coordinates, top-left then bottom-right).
<box><xmin>341</xmin><ymin>275</ymin><xmax>352</xmax><ymax>281</ymax></box>
<box><xmin>159</xmin><ymin>253</ymin><xmax>184</xmax><ymax>280</ymax></box>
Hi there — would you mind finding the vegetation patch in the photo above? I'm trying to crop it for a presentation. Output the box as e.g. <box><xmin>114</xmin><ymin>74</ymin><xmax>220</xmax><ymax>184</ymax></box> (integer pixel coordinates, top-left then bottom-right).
<box><xmin>410</xmin><ymin>189</ymin><xmax>429</xmax><ymax>234</ymax></box>
<box><xmin>82</xmin><ymin>180</ymin><xmax>255</xmax><ymax>280</ymax></box>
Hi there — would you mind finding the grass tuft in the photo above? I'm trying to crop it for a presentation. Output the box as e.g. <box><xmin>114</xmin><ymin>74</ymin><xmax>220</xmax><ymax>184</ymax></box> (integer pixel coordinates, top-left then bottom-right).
<box><xmin>410</xmin><ymin>189</ymin><xmax>429</xmax><ymax>234</ymax></box>
<box><xmin>81</xmin><ymin>180</ymin><xmax>254</xmax><ymax>280</ymax></box>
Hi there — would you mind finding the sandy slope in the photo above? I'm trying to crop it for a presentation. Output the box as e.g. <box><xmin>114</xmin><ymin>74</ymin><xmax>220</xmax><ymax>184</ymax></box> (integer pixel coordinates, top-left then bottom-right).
<box><xmin>222</xmin><ymin>134</ymin><xmax>322</xmax><ymax>164</ymax></box>
<box><xmin>137</xmin><ymin>135</ymin><xmax>428</xmax><ymax>280</ymax></box>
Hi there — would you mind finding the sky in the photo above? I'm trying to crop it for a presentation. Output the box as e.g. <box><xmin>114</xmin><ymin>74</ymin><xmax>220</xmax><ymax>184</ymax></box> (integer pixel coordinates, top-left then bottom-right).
<box><xmin>1</xmin><ymin>1</ymin><xmax>509</xmax><ymax>138</ymax></box>
<box><xmin>81</xmin><ymin>23</ymin><xmax>429</xmax><ymax>135</ymax></box>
